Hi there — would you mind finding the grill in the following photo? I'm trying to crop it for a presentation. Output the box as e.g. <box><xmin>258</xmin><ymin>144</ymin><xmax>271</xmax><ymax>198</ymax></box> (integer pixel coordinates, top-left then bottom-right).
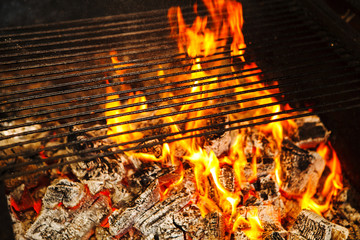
<box><xmin>1</xmin><ymin>0</ymin><xmax>360</xmax><ymax>238</ymax></box>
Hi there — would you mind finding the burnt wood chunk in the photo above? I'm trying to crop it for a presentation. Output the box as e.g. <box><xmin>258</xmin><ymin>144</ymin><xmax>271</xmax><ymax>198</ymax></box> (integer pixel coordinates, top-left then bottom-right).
<box><xmin>155</xmin><ymin>216</ymin><xmax>184</xmax><ymax>240</ymax></box>
<box><xmin>234</xmin><ymin>230</ymin><xmax>250</xmax><ymax>240</ymax></box>
<box><xmin>108</xmin><ymin>180</ymin><xmax>160</xmax><ymax>237</ymax></box>
<box><xmin>42</xmin><ymin>178</ymin><xmax>85</xmax><ymax>208</ymax></box>
<box><xmin>264</xmin><ymin>232</ymin><xmax>286</xmax><ymax>240</ymax></box>
<box><xmin>134</xmin><ymin>188</ymin><xmax>191</xmax><ymax>237</ymax></box>
<box><xmin>280</xmin><ymin>140</ymin><xmax>325</xmax><ymax>196</ymax></box>
<box><xmin>204</xmin><ymin>211</ymin><xmax>225</xmax><ymax>240</ymax></box>
<box><xmin>293</xmin><ymin>116</ymin><xmax>330</xmax><ymax>149</ymax></box>
<box><xmin>173</xmin><ymin>203</ymin><xmax>207</xmax><ymax>240</ymax></box>
<box><xmin>290</xmin><ymin>209</ymin><xmax>349</xmax><ymax>240</ymax></box>
<box><xmin>25</xmin><ymin>193</ymin><xmax>110</xmax><ymax>240</ymax></box>
<box><xmin>220</xmin><ymin>165</ymin><xmax>235</xmax><ymax>192</ymax></box>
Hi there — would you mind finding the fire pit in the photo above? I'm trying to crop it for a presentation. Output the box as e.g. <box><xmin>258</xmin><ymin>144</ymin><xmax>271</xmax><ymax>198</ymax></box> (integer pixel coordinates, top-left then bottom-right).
<box><xmin>1</xmin><ymin>0</ymin><xmax>360</xmax><ymax>239</ymax></box>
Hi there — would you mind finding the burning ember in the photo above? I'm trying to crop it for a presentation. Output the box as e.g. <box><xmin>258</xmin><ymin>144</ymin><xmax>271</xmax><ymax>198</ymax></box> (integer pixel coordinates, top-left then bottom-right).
<box><xmin>3</xmin><ymin>0</ymin><xmax>360</xmax><ymax>239</ymax></box>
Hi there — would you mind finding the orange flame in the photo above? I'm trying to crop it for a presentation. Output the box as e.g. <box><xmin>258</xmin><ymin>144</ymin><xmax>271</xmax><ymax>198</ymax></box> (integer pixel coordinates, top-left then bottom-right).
<box><xmin>233</xmin><ymin>208</ymin><xmax>264</xmax><ymax>239</ymax></box>
<box><xmin>301</xmin><ymin>142</ymin><xmax>343</xmax><ymax>215</ymax></box>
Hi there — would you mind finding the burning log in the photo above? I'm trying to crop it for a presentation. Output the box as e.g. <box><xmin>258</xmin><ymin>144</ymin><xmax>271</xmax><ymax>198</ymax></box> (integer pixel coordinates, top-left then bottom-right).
<box><xmin>173</xmin><ymin>203</ymin><xmax>207</xmax><ymax>240</ymax></box>
<box><xmin>134</xmin><ymin>188</ymin><xmax>191</xmax><ymax>238</ymax></box>
<box><xmin>290</xmin><ymin>209</ymin><xmax>349</xmax><ymax>240</ymax></box>
<box><xmin>293</xmin><ymin>116</ymin><xmax>330</xmax><ymax>149</ymax></box>
<box><xmin>204</xmin><ymin>211</ymin><xmax>226</xmax><ymax>240</ymax></box>
<box><xmin>25</xmin><ymin>180</ymin><xmax>110</xmax><ymax>240</ymax></box>
<box><xmin>42</xmin><ymin>179</ymin><xmax>85</xmax><ymax>208</ymax></box>
<box><xmin>203</xmin><ymin>116</ymin><xmax>231</xmax><ymax>157</ymax></box>
<box><xmin>280</xmin><ymin>140</ymin><xmax>325</xmax><ymax>196</ymax></box>
<box><xmin>108</xmin><ymin>180</ymin><xmax>161</xmax><ymax>237</ymax></box>
<box><xmin>264</xmin><ymin>232</ymin><xmax>286</xmax><ymax>240</ymax></box>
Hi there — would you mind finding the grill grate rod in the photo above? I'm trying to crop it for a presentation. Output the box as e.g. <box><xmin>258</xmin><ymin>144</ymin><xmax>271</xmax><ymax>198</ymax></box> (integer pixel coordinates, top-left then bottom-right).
<box><xmin>1</xmin><ymin>56</ymin><xmax>354</xmax><ymax>134</ymax></box>
<box><xmin>0</xmin><ymin>37</ymin><xmax>335</xmax><ymax>102</ymax></box>
<box><xmin>0</xmin><ymin>56</ymin><xmax>354</xmax><ymax>131</ymax></box>
<box><xmin>0</xmin><ymin>21</ymin><xmax>319</xmax><ymax>75</ymax></box>
<box><xmin>1</xmin><ymin>54</ymin><xmax>351</xmax><ymax>128</ymax></box>
<box><xmin>0</xmin><ymin>26</ymin><xmax>322</xmax><ymax>86</ymax></box>
<box><xmin>1</xmin><ymin>71</ymin><xmax>359</xmax><ymax>158</ymax></box>
<box><xmin>0</xmin><ymin>13</ymin><xmax>313</xmax><ymax>65</ymax></box>
<box><xmin>2</xmin><ymin>95</ymin><xmax>360</xmax><ymax>180</ymax></box>
<box><xmin>0</xmin><ymin>9</ymin><xmax>304</xmax><ymax>56</ymax></box>
<box><xmin>0</xmin><ymin>2</ymin><xmax>297</xmax><ymax>46</ymax></box>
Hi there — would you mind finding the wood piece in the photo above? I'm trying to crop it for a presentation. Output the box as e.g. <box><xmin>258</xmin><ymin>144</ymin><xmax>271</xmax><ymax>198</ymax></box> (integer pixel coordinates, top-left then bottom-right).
<box><xmin>154</xmin><ymin>216</ymin><xmax>184</xmax><ymax>240</ymax></box>
<box><xmin>220</xmin><ymin>165</ymin><xmax>235</xmax><ymax>192</ymax></box>
<box><xmin>293</xmin><ymin>116</ymin><xmax>330</xmax><ymax>149</ymax></box>
<box><xmin>108</xmin><ymin>180</ymin><xmax>160</xmax><ymax>237</ymax></box>
<box><xmin>42</xmin><ymin>178</ymin><xmax>85</xmax><ymax>208</ymax></box>
<box><xmin>280</xmin><ymin>140</ymin><xmax>325</xmax><ymax>196</ymax></box>
<box><xmin>233</xmin><ymin>230</ymin><xmax>250</xmax><ymax>240</ymax></box>
<box><xmin>204</xmin><ymin>211</ymin><xmax>225</xmax><ymax>240</ymax></box>
<box><xmin>134</xmin><ymin>188</ymin><xmax>191</xmax><ymax>237</ymax></box>
<box><xmin>25</xmin><ymin>193</ymin><xmax>110</xmax><ymax>240</ymax></box>
<box><xmin>173</xmin><ymin>203</ymin><xmax>207</xmax><ymax>240</ymax></box>
<box><xmin>264</xmin><ymin>232</ymin><xmax>286</xmax><ymax>240</ymax></box>
<box><xmin>289</xmin><ymin>209</ymin><xmax>349</xmax><ymax>240</ymax></box>
<box><xmin>203</xmin><ymin>117</ymin><xmax>231</xmax><ymax>157</ymax></box>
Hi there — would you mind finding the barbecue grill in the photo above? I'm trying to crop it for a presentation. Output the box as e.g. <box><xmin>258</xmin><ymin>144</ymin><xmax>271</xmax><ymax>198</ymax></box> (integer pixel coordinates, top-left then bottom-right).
<box><xmin>1</xmin><ymin>0</ymin><xmax>360</xmax><ymax>239</ymax></box>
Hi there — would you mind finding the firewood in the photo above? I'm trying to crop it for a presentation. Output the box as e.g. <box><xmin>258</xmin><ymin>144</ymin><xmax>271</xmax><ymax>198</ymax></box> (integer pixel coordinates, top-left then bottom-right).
<box><xmin>108</xmin><ymin>180</ymin><xmax>161</xmax><ymax>237</ymax></box>
<box><xmin>25</xmin><ymin>193</ymin><xmax>110</xmax><ymax>240</ymax></box>
<box><xmin>42</xmin><ymin>178</ymin><xmax>85</xmax><ymax>208</ymax></box>
<box><xmin>290</xmin><ymin>209</ymin><xmax>349</xmax><ymax>240</ymax></box>
<box><xmin>233</xmin><ymin>230</ymin><xmax>250</xmax><ymax>240</ymax></box>
<box><xmin>280</xmin><ymin>140</ymin><xmax>325</xmax><ymax>196</ymax></box>
<box><xmin>293</xmin><ymin>116</ymin><xmax>330</xmax><ymax>149</ymax></box>
<box><xmin>134</xmin><ymin>188</ymin><xmax>191</xmax><ymax>237</ymax></box>
<box><xmin>264</xmin><ymin>231</ymin><xmax>286</xmax><ymax>240</ymax></box>
<box><xmin>154</xmin><ymin>216</ymin><xmax>184</xmax><ymax>240</ymax></box>
<box><xmin>204</xmin><ymin>211</ymin><xmax>226</xmax><ymax>240</ymax></box>
<box><xmin>173</xmin><ymin>203</ymin><xmax>207</xmax><ymax>240</ymax></box>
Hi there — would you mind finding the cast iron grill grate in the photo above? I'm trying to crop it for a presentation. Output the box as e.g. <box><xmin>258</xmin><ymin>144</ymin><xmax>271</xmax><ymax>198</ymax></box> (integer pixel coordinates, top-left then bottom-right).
<box><xmin>0</xmin><ymin>0</ymin><xmax>360</xmax><ymax>180</ymax></box>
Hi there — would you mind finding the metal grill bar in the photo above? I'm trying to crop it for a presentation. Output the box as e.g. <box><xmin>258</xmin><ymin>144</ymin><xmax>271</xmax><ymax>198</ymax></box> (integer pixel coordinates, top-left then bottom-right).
<box><xmin>1</xmin><ymin>0</ymin><xmax>360</xmax><ymax>180</ymax></box>
<box><xmin>1</xmin><ymin>70</ymin><xmax>358</xmax><ymax>158</ymax></box>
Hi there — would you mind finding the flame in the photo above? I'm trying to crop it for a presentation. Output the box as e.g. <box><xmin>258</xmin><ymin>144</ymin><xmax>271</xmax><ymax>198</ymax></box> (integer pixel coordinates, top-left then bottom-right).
<box><xmin>301</xmin><ymin>142</ymin><xmax>343</xmax><ymax>215</ymax></box>
<box><xmin>233</xmin><ymin>208</ymin><xmax>264</xmax><ymax>239</ymax></box>
<box><xmin>102</xmin><ymin>0</ymin><xmax>341</xmax><ymax>236</ymax></box>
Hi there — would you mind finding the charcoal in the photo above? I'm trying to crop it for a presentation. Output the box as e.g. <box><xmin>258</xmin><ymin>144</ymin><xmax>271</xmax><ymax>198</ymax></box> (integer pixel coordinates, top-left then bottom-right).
<box><xmin>290</xmin><ymin>209</ymin><xmax>349</xmax><ymax>240</ymax></box>
<box><xmin>25</xmin><ymin>193</ymin><xmax>110</xmax><ymax>240</ymax></box>
<box><xmin>264</xmin><ymin>232</ymin><xmax>286</xmax><ymax>240</ymax></box>
<box><xmin>280</xmin><ymin>140</ymin><xmax>325</xmax><ymax>196</ymax></box>
<box><xmin>237</xmin><ymin>205</ymin><xmax>283</xmax><ymax>232</ymax></box>
<box><xmin>134</xmin><ymin>188</ymin><xmax>191</xmax><ymax>237</ymax></box>
<box><xmin>173</xmin><ymin>203</ymin><xmax>206</xmax><ymax>240</ymax></box>
<box><xmin>95</xmin><ymin>227</ymin><xmax>113</xmax><ymax>240</ymax></box>
<box><xmin>204</xmin><ymin>211</ymin><xmax>225</xmax><ymax>240</ymax></box>
<box><xmin>155</xmin><ymin>216</ymin><xmax>184</xmax><ymax>240</ymax></box>
<box><xmin>220</xmin><ymin>165</ymin><xmax>235</xmax><ymax>192</ymax></box>
<box><xmin>0</xmin><ymin>120</ymin><xmax>47</xmax><ymax>159</ymax></box>
<box><xmin>42</xmin><ymin>178</ymin><xmax>85</xmax><ymax>208</ymax></box>
<box><xmin>203</xmin><ymin>122</ymin><xmax>231</xmax><ymax>157</ymax></box>
<box><xmin>233</xmin><ymin>230</ymin><xmax>250</xmax><ymax>240</ymax></box>
<box><xmin>108</xmin><ymin>180</ymin><xmax>161</xmax><ymax>237</ymax></box>
<box><xmin>293</xmin><ymin>116</ymin><xmax>330</xmax><ymax>149</ymax></box>
<box><xmin>136</xmin><ymin>139</ymin><xmax>163</xmax><ymax>158</ymax></box>
<box><xmin>242</xmin><ymin>128</ymin><xmax>278</xmax><ymax>159</ymax></box>
<box><xmin>129</xmin><ymin>163</ymin><xmax>174</xmax><ymax>194</ymax></box>
<box><xmin>252</xmin><ymin>175</ymin><xmax>280</xmax><ymax>204</ymax></box>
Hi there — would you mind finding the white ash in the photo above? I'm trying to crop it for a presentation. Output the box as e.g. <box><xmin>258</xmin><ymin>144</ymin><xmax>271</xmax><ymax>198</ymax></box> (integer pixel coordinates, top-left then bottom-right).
<box><xmin>290</xmin><ymin>209</ymin><xmax>349</xmax><ymax>240</ymax></box>
<box><xmin>173</xmin><ymin>203</ymin><xmax>206</xmax><ymax>240</ymax></box>
<box><xmin>108</xmin><ymin>180</ymin><xmax>161</xmax><ymax>237</ymax></box>
<box><xmin>134</xmin><ymin>188</ymin><xmax>191</xmax><ymax>237</ymax></box>
<box><xmin>25</xmin><ymin>186</ymin><xmax>110</xmax><ymax>240</ymax></box>
<box><xmin>42</xmin><ymin>178</ymin><xmax>85</xmax><ymax>208</ymax></box>
<box><xmin>0</xmin><ymin>120</ymin><xmax>48</xmax><ymax>158</ymax></box>
<box><xmin>203</xmin><ymin>211</ymin><xmax>225</xmax><ymax>240</ymax></box>
<box><xmin>203</xmin><ymin>129</ymin><xmax>231</xmax><ymax>157</ymax></box>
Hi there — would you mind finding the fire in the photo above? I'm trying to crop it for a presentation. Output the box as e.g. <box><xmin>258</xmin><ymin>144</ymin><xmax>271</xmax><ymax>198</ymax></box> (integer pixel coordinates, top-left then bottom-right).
<box><xmin>301</xmin><ymin>142</ymin><xmax>343</xmax><ymax>215</ymax></box>
<box><xmin>103</xmin><ymin>0</ymin><xmax>343</xmax><ymax>236</ymax></box>
<box><xmin>233</xmin><ymin>208</ymin><xmax>264</xmax><ymax>239</ymax></box>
